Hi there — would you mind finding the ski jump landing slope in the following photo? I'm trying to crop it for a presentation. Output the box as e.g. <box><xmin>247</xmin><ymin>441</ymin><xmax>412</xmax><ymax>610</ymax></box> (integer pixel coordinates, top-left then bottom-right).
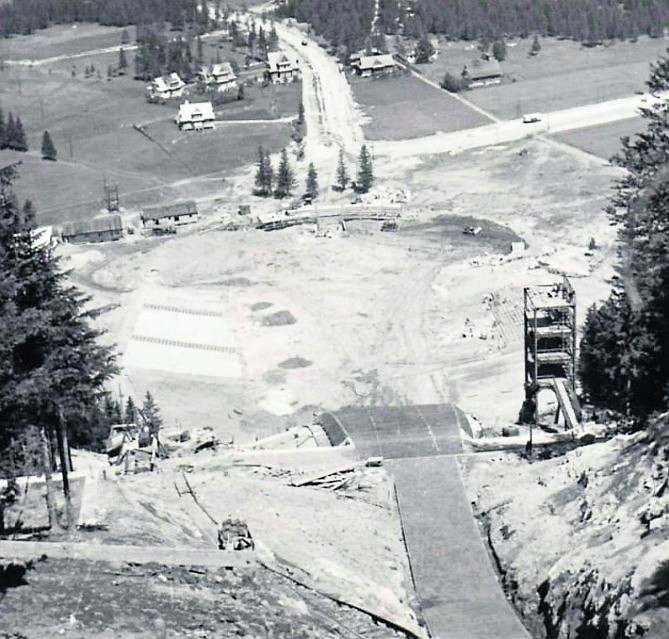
<box><xmin>329</xmin><ymin>405</ymin><xmax>531</xmax><ymax>639</ymax></box>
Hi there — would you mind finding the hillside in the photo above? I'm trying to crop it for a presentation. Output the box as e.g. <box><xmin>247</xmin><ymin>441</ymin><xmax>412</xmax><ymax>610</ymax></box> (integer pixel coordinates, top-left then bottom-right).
<box><xmin>462</xmin><ymin>413</ymin><xmax>669</xmax><ymax>639</ymax></box>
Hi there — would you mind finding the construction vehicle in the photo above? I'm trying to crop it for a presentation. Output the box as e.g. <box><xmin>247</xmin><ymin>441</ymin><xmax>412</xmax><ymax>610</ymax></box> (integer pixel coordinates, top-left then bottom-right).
<box><xmin>217</xmin><ymin>518</ymin><xmax>255</xmax><ymax>551</ymax></box>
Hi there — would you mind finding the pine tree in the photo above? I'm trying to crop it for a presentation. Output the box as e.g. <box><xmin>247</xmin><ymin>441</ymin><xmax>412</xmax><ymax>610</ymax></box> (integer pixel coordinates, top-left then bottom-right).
<box><xmin>125</xmin><ymin>396</ymin><xmax>137</xmax><ymax>424</ymax></box>
<box><xmin>140</xmin><ymin>391</ymin><xmax>162</xmax><ymax>436</ymax></box>
<box><xmin>263</xmin><ymin>150</ymin><xmax>273</xmax><ymax>195</ymax></box>
<box><xmin>274</xmin><ymin>148</ymin><xmax>294</xmax><ymax>198</ymax></box>
<box><xmin>492</xmin><ymin>39</ymin><xmax>507</xmax><ymax>62</ymax></box>
<box><xmin>414</xmin><ymin>37</ymin><xmax>435</xmax><ymax>64</ymax></box>
<box><xmin>0</xmin><ymin>164</ymin><xmax>117</xmax><ymax>479</ymax></box>
<box><xmin>0</xmin><ymin>107</ymin><xmax>5</xmax><ymax>149</ymax></box>
<box><xmin>118</xmin><ymin>47</ymin><xmax>128</xmax><ymax>74</ymax></box>
<box><xmin>530</xmin><ymin>35</ymin><xmax>541</xmax><ymax>56</ymax></box>
<box><xmin>5</xmin><ymin>112</ymin><xmax>17</xmax><ymax>150</ymax></box>
<box><xmin>579</xmin><ymin>51</ymin><xmax>669</xmax><ymax>418</ymax></box>
<box><xmin>336</xmin><ymin>148</ymin><xmax>349</xmax><ymax>191</ymax></box>
<box><xmin>305</xmin><ymin>162</ymin><xmax>319</xmax><ymax>200</ymax></box>
<box><xmin>254</xmin><ymin>145</ymin><xmax>270</xmax><ymax>196</ymax></box>
<box><xmin>357</xmin><ymin>144</ymin><xmax>373</xmax><ymax>193</ymax></box>
<box><xmin>14</xmin><ymin>116</ymin><xmax>27</xmax><ymax>151</ymax></box>
<box><xmin>41</xmin><ymin>131</ymin><xmax>57</xmax><ymax>161</ymax></box>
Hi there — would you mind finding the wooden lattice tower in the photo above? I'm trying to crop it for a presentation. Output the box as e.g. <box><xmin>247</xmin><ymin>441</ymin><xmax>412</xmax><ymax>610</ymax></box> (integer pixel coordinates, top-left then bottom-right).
<box><xmin>104</xmin><ymin>182</ymin><xmax>120</xmax><ymax>212</ymax></box>
<box><xmin>523</xmin><ymin>276</ymin><xmax>578</xmax><ymax>427</ymax></box>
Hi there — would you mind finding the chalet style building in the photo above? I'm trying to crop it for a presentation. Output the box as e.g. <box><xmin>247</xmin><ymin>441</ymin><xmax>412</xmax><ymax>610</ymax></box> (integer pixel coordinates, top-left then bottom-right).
<box><xmin>146</xmin><ymin>72</ymin><xmax>186</xmax><ymax>100</ymax></box>
<box><xmin>463</xmin><ymin>57</ymin><xmax>503</xmax><ymax>87</ymax></box>
<box><xmin>197</xmin><ymin>62</ymin><xmax>237</xmax><ymax>92</ymax></box>
<box><xmin>266</xmin><ymin>51</ymin><xmax>299</xmax><ymax>83</ymax></box>
<box><xmin>351</xmin><ymin>53</ymin><xmax>397</xmax><ymax>77</ymax></box>
<box><xmin>175</xmin><ymin>100</ymin><xmax>215</xmax><ymax>130</ymax></box>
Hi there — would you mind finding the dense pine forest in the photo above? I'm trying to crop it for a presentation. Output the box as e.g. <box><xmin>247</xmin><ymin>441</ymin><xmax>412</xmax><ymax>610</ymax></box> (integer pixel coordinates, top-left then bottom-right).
<box><xmin>579</xmin><ymin>57</ymin><xmax>669</xmax><ymax>421</ymax></box>
<box><xmin>277</xmin><ymin>0</ymin><xmax>669</xmax><ymax>54</ymax></box>
<box><xmin>0</xmin><ymin>0</ymin><xmax>229</xmax><ymax>37</ymax></box>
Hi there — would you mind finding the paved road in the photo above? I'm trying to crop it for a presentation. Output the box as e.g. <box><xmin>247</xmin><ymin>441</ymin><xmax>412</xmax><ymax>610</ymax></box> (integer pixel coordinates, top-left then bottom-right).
<box><xmin>331</xmin><ymin>405</ymin><xmax>530</xmax><ymax>639</ymax></box>
<box><xmin>374</xmin><ymin>92</ymin><xmax>667</xmax><ymax>159</ymax></box>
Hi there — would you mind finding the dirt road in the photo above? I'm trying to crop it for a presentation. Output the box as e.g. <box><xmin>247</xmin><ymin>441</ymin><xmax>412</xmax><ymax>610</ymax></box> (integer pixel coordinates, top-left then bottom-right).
<box><xmin>373</xmin><ymin>91</ymin><xmax>663</xmax><ymax>158</ymax></box>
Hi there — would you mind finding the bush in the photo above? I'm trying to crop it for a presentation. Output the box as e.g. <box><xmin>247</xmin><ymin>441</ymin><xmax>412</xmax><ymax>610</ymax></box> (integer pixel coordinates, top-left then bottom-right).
<box><xmin>440</xmin><ymin>72</ymin><xmax>470</xmax><ymax>92</ymax></box>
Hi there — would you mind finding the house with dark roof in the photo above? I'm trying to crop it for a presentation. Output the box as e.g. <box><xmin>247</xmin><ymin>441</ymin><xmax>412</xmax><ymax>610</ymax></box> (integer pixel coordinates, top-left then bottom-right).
<box><xmin>61</xmin><ymin>215</ymin><xmax>123</xmax><ymax>243</ymax></box>
<box><xmin>141</xmin><ymin>201</ymin><xmax>199</xmax><ymax>229</ymax></box>
<box><xmin>352</xmin><ymin>53</ymin><xmax>397</xmax><ymax>77</ymax></box>
<box><xmin>463</xmin><ymin>57</ymin><xmax>503</xmax><ymax>87</ymax></box>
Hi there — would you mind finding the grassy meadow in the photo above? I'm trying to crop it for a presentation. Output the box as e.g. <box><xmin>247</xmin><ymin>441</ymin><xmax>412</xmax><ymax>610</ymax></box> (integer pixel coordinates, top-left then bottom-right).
<box><xmin>349</xmin><ymin>73</ymin><xmax>489</xmax><ymax>140</ymax></box>
<box><xmin>0</xmin><ymin>24</ymin><xmax>297</xmax><ymax>226</ymax></box>
<box><xmin>413</xmin><ymin>35</ymin><xmax>669</xmax><ymax>119</ymax></box>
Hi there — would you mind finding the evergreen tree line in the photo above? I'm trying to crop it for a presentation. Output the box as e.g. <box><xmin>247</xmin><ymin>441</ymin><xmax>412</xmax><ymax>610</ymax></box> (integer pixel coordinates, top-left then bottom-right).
<box><xmin>579</xmin><ymin>55</ymin><xmax>669</xmax><ymax>420</ymax></box>
<box><xmin>276</xmin><ymin>0</ymin><xmax>376</xmax><ymax>56</ymax></box>
<box><xmin>134</xmin><ymin>28</ymin><xmax>197</xmax><ymax>80</ymax></box>
<box><xmin>253</xmin><ymin>144</ymin><xmax>373</xmax><ymax>200</ymax></box>
<box><xmin>0</xmin><ymin>109</ymin><xmax>28</xmax><ymax>152</ymax></box>
<box><xmin>0</xmin><ymin>163</ymin><xmax>117</xmax><ymax>475</ymax></box>
<box><xmin>276</xmin><ymin>0</ymin><xmax>669</xmax><ymax>55</ymax></box>
<box><xmin>0</xmin><ymin>0</ymin><xmax>210</xmax><ymax>37</ymax></box>
<box><xmin>379</xmin><ymin>0</ymin><xmax>669</xmax><ymax>42</ymax></box>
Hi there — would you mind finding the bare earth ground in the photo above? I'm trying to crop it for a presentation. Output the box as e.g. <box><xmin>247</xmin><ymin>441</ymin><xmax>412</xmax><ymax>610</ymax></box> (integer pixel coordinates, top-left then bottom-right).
<box><xmin>2</xmin><ymin>16</ymin><xmax>654</xmax><ymax>639</ymax></box>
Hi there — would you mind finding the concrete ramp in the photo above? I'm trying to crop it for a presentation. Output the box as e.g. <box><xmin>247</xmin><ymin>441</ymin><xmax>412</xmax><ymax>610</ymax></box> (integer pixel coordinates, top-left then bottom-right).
<box><xmin>391</xmin><ymin>457</ymin><xmax>531</xmax><ymax>639</ymax></box>
<box><xmin>553</xmin><ymin>378</ymin><xmax>579</xmax><ymax>429</ymax></box>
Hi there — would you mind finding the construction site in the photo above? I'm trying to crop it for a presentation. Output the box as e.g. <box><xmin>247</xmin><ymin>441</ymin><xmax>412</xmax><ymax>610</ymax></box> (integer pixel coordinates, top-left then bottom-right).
<box><xmin>3</xmin><ymin>7</ymin><xmax>669</xmax><ymax>639</ymax></box>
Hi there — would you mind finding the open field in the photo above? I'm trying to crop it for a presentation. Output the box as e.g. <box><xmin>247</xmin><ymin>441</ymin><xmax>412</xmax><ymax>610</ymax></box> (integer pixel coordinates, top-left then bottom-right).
<box><xmin>0</xmin><ymin>45</ymin><xmax>293</xmax><ymax>225</ymax></box>
<box><xmin>349</xmin><ymin>73</ymin><xmax>489</xmax><ymax>140</ymax></box>
<box><xmin>0</xmin><ymin>23</ymin><xmax>134</xmax><ymax>60</ymax></box>
<box><xmin>414</xmin><ymin>35</ymin><xmax>669</xmax><ymax>119</ymax></box>
<box><xmin>552</xmin><ymin>116</ymin><xmax>645</xmax><ymax>160</ymax></box>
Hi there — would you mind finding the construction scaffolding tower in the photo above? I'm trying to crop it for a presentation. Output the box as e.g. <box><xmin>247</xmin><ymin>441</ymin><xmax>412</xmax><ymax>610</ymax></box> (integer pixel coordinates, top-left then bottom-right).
<box><xmin>104</xmin><ymin>182</ymin><xmax>120</xmax><ymax>212</ymax></box>
<box><xmin>522</xmin><ymin>276</ymin><xmax>580</xmax><ymax>428</ymax></box>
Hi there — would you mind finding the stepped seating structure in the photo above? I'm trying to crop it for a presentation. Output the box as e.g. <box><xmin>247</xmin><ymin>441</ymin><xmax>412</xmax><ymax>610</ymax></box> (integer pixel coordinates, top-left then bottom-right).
<box><xmin>523</xmin><ymin>276</ymin><xmax>580</xmax><ymax>428</ymax></box>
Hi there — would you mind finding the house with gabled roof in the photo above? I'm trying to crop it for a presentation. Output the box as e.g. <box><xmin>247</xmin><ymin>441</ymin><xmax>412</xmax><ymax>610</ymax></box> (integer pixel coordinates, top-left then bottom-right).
<box><xmin>141</xmin><ymin>201</ymin><xmax>199</xmax><ymax>230</ymax></box>
<box><xmin>463</xmin><ymin>57</ymin><xmax>503</xmax><ymax>87</ymax></box>
<box><xmin>198</xmin><ymin>62</ymin><xmax>237</xmax><ymax>92</ymax></box>
<box><xmin>61</xmin><ymin>215</ymin><xmax>123</xmax><ymax>244</ymax></box>
<box><xmin>266</xmin><ymin>51</ymin><xmax>299</xmax><ymax>83</ymax></box>
<box><xmin>175</xmin><ymin>100</ymin><xmax>215</xmax><ymax>131</ymax></box>
<box><xmin>352</xmin><ymin>53</ymin><xmax>397</xmax><ymax>77</ymax></box>
<box><xmin>146</xmin><ymin>72</ymin><xmax>186</xmax><ymax>100</ymax></box>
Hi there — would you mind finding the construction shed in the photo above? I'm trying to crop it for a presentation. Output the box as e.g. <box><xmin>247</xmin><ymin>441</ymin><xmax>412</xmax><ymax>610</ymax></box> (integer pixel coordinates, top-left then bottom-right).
<box><xmin>141</xmin><ymin>200</ymin><xmax>199</xmax><ymax>229</ymax></box>
<box><xmin>61</xmin><ymin>214</ymin><xmax>123</xmax><ymax>243</ymax></box>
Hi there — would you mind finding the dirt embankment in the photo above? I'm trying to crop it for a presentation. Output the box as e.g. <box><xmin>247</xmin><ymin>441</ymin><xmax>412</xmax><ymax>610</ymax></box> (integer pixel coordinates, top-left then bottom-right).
<box><xmin>462</xmin><ymin>414</ymin><xmax>669</xmax><ymax>639</ymax></box>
